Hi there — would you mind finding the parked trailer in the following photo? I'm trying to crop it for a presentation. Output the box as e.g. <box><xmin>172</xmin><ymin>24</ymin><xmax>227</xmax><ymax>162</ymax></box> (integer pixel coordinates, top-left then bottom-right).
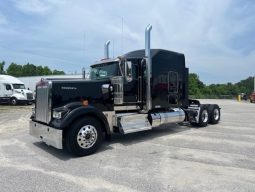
<box><xmin>0</xmin><ymin>75</ymin><xmax>34</xmax><ymax>105</ymax></box>
<box><xmin>30</xmin><ymin>24</ymin><xmax>221</xmax><ymax>156</ymax></box>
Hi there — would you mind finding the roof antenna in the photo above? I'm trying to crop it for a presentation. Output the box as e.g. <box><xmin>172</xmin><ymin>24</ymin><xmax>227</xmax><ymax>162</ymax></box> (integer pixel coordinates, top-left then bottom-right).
<box><xmin>121</xmin><ymin>17</ymin><xmax>124</xmax><ymax>54</ymax></box>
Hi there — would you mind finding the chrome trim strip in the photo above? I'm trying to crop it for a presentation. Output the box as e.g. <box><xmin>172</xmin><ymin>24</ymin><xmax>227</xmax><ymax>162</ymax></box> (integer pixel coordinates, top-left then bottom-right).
<box><xmin>114</xmin><ymin>105</ymin><xmax>138</xmax><ymax>111</ymax></box>
<box><xmin>29</xmin><ymin>120</ymin><xmax>63</xmax><ymax>149</ymax></box>
<box><xmin>48</xmin><ymin>81</ymin><xmax>52</xmax><ymax>123</ymax></box>
<box><xmin>102</xmin><ymin>111</ymin><xmax>115</xmax><ymax>133</ymax></box>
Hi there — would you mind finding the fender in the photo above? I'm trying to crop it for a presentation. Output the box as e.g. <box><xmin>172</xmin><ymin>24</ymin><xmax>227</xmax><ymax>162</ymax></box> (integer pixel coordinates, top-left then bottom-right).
<box><xmin>188</xmin><ymin>99</ymin><xmax>200</xmax><ymax>106</ymax></box>
<box><xmin>11</xmin><ymin>93</ymin><xmax>26</xmax><ymax>100</ymax></box>
<box><xmin>51</xmin><ymin>104</ymin><xmax>111</xmax><ymax>134</ymax></box>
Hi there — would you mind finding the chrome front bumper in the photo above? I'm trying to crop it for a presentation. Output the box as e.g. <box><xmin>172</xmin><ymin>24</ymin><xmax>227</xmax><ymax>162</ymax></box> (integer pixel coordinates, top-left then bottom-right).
<box><xmin>29</xmin><ymin>120</ymin><xmax>63</xmax><ymax>149</ymax></box>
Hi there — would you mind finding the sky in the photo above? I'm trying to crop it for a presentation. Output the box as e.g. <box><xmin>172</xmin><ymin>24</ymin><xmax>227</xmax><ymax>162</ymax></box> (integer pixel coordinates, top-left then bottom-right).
<box><xmin>0</xmin><ymin>0</ymin><xmax>254</xmax><ymax>84</ymax></box>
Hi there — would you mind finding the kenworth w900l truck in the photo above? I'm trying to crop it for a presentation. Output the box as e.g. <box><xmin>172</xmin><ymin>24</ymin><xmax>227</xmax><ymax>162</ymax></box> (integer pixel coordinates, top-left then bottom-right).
<box><xmin>30</xmin><ymin>25</ymin><xmax>220</xmax><ymax>156</ymax></box>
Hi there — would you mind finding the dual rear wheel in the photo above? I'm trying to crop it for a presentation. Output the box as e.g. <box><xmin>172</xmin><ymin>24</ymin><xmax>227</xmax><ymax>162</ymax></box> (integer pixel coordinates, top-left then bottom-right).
<box><xmin>192</xmin><ymin>104</ymin><xmax>220</xmax><ymax>127</ymax></box>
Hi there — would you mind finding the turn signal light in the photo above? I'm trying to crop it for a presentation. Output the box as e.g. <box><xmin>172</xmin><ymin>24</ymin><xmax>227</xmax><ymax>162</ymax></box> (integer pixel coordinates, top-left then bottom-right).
<box><xmin>82</xmin><ymin>100</ymin><xmax>88</xmax><ymax>106</ymax></box>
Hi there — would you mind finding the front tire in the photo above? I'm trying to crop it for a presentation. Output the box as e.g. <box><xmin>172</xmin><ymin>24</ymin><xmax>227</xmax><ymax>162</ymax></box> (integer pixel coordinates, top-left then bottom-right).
<box><xmin>10</xmin><ymin>98</ymin><xmax>17</xmax><ymax>105</ymax></box>
<box><xmin>65</xmin><ymin>117</ymin><xmax>103</xmax><ymax>156</ymax></box>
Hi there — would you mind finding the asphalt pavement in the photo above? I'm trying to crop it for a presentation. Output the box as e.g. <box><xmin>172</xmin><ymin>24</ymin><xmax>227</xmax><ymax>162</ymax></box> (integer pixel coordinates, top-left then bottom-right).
<box><xmin>0</xmin><ymin>100</ymin><xmax>255</xmax><ymax>192</ymax></box>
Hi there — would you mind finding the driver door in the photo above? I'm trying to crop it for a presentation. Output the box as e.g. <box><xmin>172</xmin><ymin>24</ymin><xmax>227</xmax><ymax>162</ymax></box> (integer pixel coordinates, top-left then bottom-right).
<box><xmin>123</xmin><ymin>60</ymin><xmax>139</xmax><ymax>104</ymax></box>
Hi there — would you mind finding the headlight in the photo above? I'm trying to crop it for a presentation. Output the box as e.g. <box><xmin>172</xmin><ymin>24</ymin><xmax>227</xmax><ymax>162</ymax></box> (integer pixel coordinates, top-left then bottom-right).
<box><xmin>53</xmin><ymin>111</ymin><xmax>63</xmax><ymax>119</ymax></box>
<box><xmin>52</xmin><ymin>108</ymin><xmax>68</xmax><ymax>119</ymax></box>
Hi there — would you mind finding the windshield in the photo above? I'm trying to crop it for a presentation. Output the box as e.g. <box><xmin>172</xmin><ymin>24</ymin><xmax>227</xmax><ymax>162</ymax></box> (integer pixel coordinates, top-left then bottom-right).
<box><xmin>13</xmin><ymin>84</ymin><xmax>25</xmax><ymax>89</ymax></box>
<box><xmin>90</xmin><ymin>62</ymin><xmax>119</xmax><ymax>80</ymax></box>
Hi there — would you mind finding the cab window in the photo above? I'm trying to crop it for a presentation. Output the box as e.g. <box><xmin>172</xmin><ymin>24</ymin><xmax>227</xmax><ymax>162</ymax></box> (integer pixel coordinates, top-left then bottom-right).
<box><xmin>6</xmin><ymin>84</ymin><xmax>12</xmax><ymax>90</ymax></box>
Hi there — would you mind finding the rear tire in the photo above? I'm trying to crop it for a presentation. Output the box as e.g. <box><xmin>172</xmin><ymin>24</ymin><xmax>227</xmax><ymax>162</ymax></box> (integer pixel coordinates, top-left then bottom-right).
<box><xmin>65</xmin><ymin>117</ymin><xmax>103</xmax><ymax>156</ymax></box>
<box><xmin>198</xmin><ymin>105</ymin><xmax>209</xmax><ymax>127</ymax></box>
<box><xmin>208</xmin><ymin>105</ymin><xmax>220</xmax><ymax>124</ymax></box>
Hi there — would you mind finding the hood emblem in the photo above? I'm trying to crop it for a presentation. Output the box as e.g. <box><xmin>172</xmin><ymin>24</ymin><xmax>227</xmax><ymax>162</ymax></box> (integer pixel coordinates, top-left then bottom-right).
<box><xmin>61</xmin><ymin>87</ymin><xmax>77</xmax><ymax>90</ymax></box>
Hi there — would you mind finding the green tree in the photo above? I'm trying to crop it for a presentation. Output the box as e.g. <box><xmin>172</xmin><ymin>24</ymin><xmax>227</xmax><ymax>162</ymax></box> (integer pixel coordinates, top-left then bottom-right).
<box><xmin>36</xmin><ymin>66</ymin><xmax>44</xmax><ymax>75</ymax></box>
<box><xmin>235</xmin><ymin>77</ymin><xmax>254</xmax><ymax>94</ymax></box>
<box><xmin>5</xmin><ymin>61</ymin><xmax>65</xmax><ymax>77</ymax></box>
<box><xmin>52</xmin><ymin>69</ymin><xmax>65</xmax><ymax>75</ymax></box>
<box><xmin>189</xmin><ymin>74</ymin><xmax>254</xmax><ymax>98</ymax></box>
<box><xmin>6</xmin><ymin>63</ymin><xmax>23</xmax><ymax>77</ymax></box>
<box><xmin>22</xmin><ymin>63</ymin><xmax>37</xmax><ymax>76</ymax></box>
<box><xmin>43</xmin><ymin>66</ymin><xmax>52</xmax><ymax>75</ymax></box>
<box><xmin>0</xmin><ymin>61</ymin><xmax>5</xmax><ymax>74</ymax></box>
<box><xmin>189</xmin><ymin>73</ymin><xmax>205</xmax><ymax>97</ymax></box>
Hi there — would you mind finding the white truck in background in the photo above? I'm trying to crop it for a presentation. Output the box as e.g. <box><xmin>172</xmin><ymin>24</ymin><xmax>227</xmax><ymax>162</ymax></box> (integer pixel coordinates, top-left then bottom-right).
<box><xmin>0</xmin><ymin>75</ymin><xmax>34</xmax><ymax>105</ymax></box>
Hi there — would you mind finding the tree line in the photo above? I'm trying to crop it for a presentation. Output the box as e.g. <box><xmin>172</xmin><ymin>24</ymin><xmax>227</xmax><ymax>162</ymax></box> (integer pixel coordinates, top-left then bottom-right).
<box><xmin>0</xmin><ymin>61</ymin><xmax>65</xmax><ymax>77</ymax></box>
<box><xmin>0</xmin><ymin>60</ymin><xmax>253</xmax><ymax>98</ymax></box>
<box><xmin>189</xmin><ymin>73</ymin><xmax>254</xmax><ymax>98</ymax></box>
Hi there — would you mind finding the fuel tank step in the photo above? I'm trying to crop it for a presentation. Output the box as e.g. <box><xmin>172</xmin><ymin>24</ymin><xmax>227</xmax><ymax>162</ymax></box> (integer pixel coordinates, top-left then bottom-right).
<box><xmin>117</xmin><ymin>113</ymin><xmax>152</xmax><ymax>134</ymax></box>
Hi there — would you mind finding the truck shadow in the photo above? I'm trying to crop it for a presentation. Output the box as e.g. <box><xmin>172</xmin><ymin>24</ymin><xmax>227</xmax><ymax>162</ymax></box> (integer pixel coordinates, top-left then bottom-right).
<box><xmin>104</xmin><ymin>123</ymin><xmax>191</xmax><ymax>147</ymax></box>
<box><xmin>33</xmin><ymin>142</ymin><xmax>72</xmax><ymax>161</ymax></box>
<box><xmin>33</xmin><ymin>141</ymin><xmax>114</xmax><ymax>161</ymax></box>
<box><xmin>33</xmin><ymin>123</ymin><xmax>193</xmax><ymax>161</ymax></box>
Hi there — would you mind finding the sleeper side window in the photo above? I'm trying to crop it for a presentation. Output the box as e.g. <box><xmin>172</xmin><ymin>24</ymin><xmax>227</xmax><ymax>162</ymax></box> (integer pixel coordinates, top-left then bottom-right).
<box><xmin>6</xmin><ymin>84</ymin><xmax>11</xmax><ymax>91</ymax></box>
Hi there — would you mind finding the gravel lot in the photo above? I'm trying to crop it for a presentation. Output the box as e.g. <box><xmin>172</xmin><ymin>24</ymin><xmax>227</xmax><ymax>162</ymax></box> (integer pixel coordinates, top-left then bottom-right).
<box><xmin>0</xmin><ymin>100</ymin><xmax>255</xmax><ymax>192</ymax></box>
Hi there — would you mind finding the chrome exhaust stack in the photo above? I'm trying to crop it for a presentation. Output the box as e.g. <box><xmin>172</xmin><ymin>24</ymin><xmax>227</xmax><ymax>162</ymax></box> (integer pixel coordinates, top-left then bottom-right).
<box><xmin>104</xmin><ymin>40</ymin><xmax>110</xmax><ymax>59</ymax></box>
<box><xmin>145</xmin><ymin>24</ymin><xmax>152</xmax><ymax>111</ymax></box>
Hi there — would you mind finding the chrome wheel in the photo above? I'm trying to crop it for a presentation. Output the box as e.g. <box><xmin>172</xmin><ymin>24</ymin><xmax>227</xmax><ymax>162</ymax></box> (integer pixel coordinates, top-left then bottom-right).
<box><xmin>213</xmin><ymin>108</ymin><xmax>220</xmax><ymax>121</ymax></box>
<box><xmin>208</xmin><ymin>105</ymin><xmax>220</xmax><ymax>124</ymax></box>
<box><xmin>201</xmin><ymin>110</ymin><xmax>208</xmax><ymax>123</ymax></box>
<box><xmin>77</xmin><ymin>125</ymin><xmax>97</xmax><ymax>149</ymax></box>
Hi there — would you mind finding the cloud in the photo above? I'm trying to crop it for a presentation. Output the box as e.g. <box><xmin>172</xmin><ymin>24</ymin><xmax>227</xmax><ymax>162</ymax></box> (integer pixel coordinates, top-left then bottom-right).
<box><xmin>12</xmin><ymin>0</ymin><xmax>63</xmax><ymax>15</ymax></box>
<box><xmin>0</xmin><ymin>0</ymin><xmax>255</xmax><ymax>84</ymax></box>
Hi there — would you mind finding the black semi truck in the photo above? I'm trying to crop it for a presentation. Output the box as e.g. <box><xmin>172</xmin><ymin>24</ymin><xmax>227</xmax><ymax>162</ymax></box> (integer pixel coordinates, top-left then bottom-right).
<box><xmin>30</xmin><ymin>24</ymin><xmax>220</xmax><ymax>156</ymax></box>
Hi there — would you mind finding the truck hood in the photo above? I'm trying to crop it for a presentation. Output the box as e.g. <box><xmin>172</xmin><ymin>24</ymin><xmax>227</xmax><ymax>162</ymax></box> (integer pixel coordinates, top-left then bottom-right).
<box><xmin>50</xmin><ymin>78</ymin><xmax>113</xmax><ymax>109</ymax></box>
<box><xmin>14</xmin><ymin>89</ymin><xmax>33</xmax><ymax>94</ymax></box>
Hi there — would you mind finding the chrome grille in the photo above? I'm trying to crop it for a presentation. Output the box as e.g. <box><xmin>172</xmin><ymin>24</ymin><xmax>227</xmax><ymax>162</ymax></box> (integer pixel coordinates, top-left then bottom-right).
<box><xmin>26</xmin><ymin>93</ymin><xmax>33</xmax><ymax>100</ymax></box>
<box><xmin>35</xmin><ymin>81</ymin><xmax>52</xmax><ymax>124</ymax></box>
